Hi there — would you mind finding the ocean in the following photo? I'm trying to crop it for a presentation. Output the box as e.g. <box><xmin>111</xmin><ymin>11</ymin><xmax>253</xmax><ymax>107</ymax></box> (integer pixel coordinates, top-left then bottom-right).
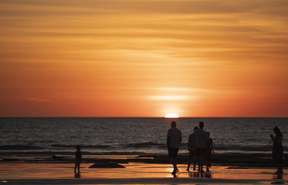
<box><xmin>0</xmin><ymin>118</ymin><xmax>287</xmax><ymax>155</ymax></box>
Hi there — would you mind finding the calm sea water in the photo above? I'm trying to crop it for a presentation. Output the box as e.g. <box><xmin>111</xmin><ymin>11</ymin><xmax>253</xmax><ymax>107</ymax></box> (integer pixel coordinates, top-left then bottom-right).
<box><xmin>0</xmin><ymin>118</ymin><xmax>287</xmax><ymax>154</ymax></box>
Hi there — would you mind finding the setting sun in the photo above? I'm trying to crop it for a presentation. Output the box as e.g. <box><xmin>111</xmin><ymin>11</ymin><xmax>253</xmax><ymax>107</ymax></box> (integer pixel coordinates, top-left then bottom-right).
<box><xmin>164</xmin><ymin>113</ymin><xmax>180</xmax><ymax>118</ymax></box>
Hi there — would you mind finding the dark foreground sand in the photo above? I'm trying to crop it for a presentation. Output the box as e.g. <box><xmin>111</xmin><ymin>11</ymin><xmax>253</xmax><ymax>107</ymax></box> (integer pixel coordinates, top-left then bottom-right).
<box><xmin>0</xmin><ymin>152</ymin><xmax>287</xmax><ymax>185</ymax></box>
<box><xmin>0</xmin><ymin>162</ymin><xmax>287</xmax><ymax>185</ymax></box>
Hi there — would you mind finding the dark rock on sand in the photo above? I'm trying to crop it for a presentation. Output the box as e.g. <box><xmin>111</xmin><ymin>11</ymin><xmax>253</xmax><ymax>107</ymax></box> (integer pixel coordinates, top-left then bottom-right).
<box><xmin>89</xmin><ymin>161</ymin><xmax>125</xmax><ymax>168</ymax></box>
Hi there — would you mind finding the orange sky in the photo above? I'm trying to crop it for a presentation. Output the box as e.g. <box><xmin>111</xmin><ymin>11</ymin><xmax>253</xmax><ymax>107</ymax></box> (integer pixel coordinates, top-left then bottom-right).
<box><xmin>0</xmin><ymin>0</ymin><xmax>288</xmax><ymax>117</ymax></box>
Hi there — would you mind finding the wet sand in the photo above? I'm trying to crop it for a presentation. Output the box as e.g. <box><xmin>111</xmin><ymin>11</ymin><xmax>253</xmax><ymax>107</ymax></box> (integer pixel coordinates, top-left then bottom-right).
<box><xmin>1</xmin><ymin>151</ymin><xmax>285</xmax><ymax>167</ymax></box>
<box><xmin>0</xmin><ymin>162</ymin><xmax>287</xmax><ymax>185</ymax></box>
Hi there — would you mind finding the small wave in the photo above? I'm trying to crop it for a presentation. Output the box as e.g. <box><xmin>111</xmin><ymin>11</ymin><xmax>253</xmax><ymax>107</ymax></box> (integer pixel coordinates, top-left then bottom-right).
<box><xmin>0</xmin><ymin>145</ymin><xmax>44</xmax><ymax>150</ymax></box>
<box><xmin>214</xmin><ymin>144</ymin><xmax>274</xmax><ymax>152</ymax></box>
<box><xmin>126</xmin><ymin>142</ymin><xmax>165</xmax><ymax>148</ymax></box>
<box><xmin>51</xmin><ymin>144</ymin><xmax>112</xmax><ymax>149</ymax></box>
<box><xmin>124</xmin><ymin>142</ymin><xmax>287</xmax><ymax>152</ymax></box>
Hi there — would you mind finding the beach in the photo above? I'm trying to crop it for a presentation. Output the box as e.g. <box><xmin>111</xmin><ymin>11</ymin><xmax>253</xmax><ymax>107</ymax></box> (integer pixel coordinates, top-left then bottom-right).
<box><xmin>0</xmin><ymin>118</ymin><xmax>287</xmax><ymax>184</ymax></box>
<box><xmin>0</xmin><ymin>160</ymin><xmax>287</xmax><ymax>185</ymax></box>
<box><xmin>1</xmin><ymin>151</ymin><xmax>287</xmax><ymax>185</ymax></box>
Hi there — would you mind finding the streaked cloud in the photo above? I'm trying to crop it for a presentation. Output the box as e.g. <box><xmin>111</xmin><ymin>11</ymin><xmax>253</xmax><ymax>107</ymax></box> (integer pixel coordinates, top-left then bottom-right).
<box><xmin>0</xmin><ymin>0</ymin><xmax>287</xmax><ymax>116</ymax></box>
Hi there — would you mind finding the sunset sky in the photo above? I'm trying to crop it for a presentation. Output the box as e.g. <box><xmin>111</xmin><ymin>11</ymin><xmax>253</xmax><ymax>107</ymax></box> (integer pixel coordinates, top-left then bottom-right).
<box><xmin>0</xmin><ymin>0</ymin><xmax>288</xmax><ymax>117</ymax></box>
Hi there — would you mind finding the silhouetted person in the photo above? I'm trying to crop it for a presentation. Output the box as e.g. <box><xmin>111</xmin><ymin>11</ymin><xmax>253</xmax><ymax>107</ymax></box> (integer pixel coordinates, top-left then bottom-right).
<box><xmin>187</xmin><ymin>126</ymin><xmax>198</xmax><ymax>171</ymax></box>
<box><xmin>195</xmin><ymin>121</ymin><xmax>209</xmax><ymax>175</ymax></box>
<box><xmin>206</xmin><ymin>132</ymin><xmax>214</xmax><ymax>173</ymax></box>
<box><xmin>272</xmin><ymin>169</ymin><xmax>284</xmax><ymax>184</ymax></box>
<box><xmin>270</xmin><ymin>126</ymin><xmax>283</xmax><ymax>175</ymax></box>
<box><xmin>74</xmin><ymin>145</ymin><xmax>82</xmax><ymax>177</ymax></box>
<box><xmin>167</xmin><ymin>121</ymin><xmax>182</xmax><ymax>175</ymax></box>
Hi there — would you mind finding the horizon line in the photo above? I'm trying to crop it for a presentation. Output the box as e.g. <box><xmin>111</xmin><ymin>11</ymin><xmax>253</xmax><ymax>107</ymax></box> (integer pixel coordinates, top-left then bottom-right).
<box><xmin>0</xmin><ymin>116</ymin><xmax>287</xmax><ymax>119</ymax></box>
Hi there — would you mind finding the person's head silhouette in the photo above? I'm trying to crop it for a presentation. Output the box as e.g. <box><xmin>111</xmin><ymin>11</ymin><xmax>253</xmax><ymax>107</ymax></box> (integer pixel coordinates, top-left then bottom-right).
<box><xmin>273</xmin><ymin>126</ymin><xmax>282</xmax><ymax>136</ymax></box>
<box><xmin>171</xmin><ymin>121</ymin><xmax>176</xmax><ymax>128</ymax></box>
<box><xmin>199</xmin><ymin>122</ymin><xmax>204</xmax><ymax>129</ymax></box>
<box><xmin>76</xmin><ymin>145</ymin><xmax>80</xmax><ymax>151</ymax></box>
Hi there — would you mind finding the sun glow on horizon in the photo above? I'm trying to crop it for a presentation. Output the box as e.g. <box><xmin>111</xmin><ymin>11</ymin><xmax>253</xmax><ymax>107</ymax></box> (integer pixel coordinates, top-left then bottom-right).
<box><xmin>164</xmin><ymin>112</ymin><xmax>180</xmax><ymax>118</ymax></box>
<box><xmin>149</xmin><ymin>95</ymin><xmax>190</xmax><ymax>101</ymax></box>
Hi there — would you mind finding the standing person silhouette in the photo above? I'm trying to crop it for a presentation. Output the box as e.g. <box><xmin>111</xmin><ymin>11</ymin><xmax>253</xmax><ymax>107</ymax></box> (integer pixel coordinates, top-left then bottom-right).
<box><xmin>270</xmin><ymin>126</ymin><xmax>284</xmax><ymax>175</ymax></box>
<box><xmin>196</xmin><ymin>121</ymin><xmax>209</xmax><ymax>175</ymax></box>
<box><xmin>206</xmin><ymin>132</ymin><xmax>214</xmax><ymax>173</ymax></box>
<box><xmin>187</xmin><ymin>126</ymin><xmax>198</xmax><ymax>171</ymax></box>
<box><xmin>74</xmin><ymin>145</ymin><xmax>82</xmax><ymax>177</ymax></box>
<box><xmin>167</xmin><ymin>121</ymin><xmax>182</xmax><ymax>175</ymax></box>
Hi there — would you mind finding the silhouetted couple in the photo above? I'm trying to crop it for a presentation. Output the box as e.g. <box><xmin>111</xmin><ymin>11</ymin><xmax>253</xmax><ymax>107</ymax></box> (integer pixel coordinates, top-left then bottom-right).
<box><xmin>187</xmin><ymin>122</ymin><xmax>213</xmax><ymax>175</ymax></box>
<box><xmin>167</xmin><ymin>121</ymin><xmax>213</xmax><ymax>176</ymax></box>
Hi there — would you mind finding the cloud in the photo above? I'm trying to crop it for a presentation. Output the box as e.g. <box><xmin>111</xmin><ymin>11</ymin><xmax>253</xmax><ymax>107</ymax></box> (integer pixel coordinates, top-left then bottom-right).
<box><xmin>26</xmin><ymin>97</ymin><xmax>51</xmax><ymax>103</ymax></box>
<box><xmin>0</xmin><ymin>0</ymin><xmax>287</xmax><ymax>116</ymax></box>
<box><xmin>1</xmin><ymin>0</ymin><xmax>288</xmax><ymax>17</ymax></box>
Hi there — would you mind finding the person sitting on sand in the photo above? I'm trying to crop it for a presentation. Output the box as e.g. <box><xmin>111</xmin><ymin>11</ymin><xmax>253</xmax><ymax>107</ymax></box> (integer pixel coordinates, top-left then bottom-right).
<box><xmin>74</xmin><ymin>145</ymin><xmax>82</xmax><ymax>177</ymax></box>
<box><xmin>270</xmin><ymin>126</ymin><xmax>283</xmax><ymax>174</ymax></box>
<box><xmin>187</xmin><ymin>126</ymin><xmax>198</xmax><ymax>171</ymax></box>
<box><xmin>167</xmin><ymin>121</ymin><xmax>182</xmax><ymax>175</ymax></box>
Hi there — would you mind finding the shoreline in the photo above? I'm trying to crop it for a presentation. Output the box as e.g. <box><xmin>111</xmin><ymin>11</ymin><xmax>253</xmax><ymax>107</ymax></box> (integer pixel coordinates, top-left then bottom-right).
<box><xmin>1</xmin><ymin>152</ymin><xmax>287</xmax><ymax>167</ymax></box>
